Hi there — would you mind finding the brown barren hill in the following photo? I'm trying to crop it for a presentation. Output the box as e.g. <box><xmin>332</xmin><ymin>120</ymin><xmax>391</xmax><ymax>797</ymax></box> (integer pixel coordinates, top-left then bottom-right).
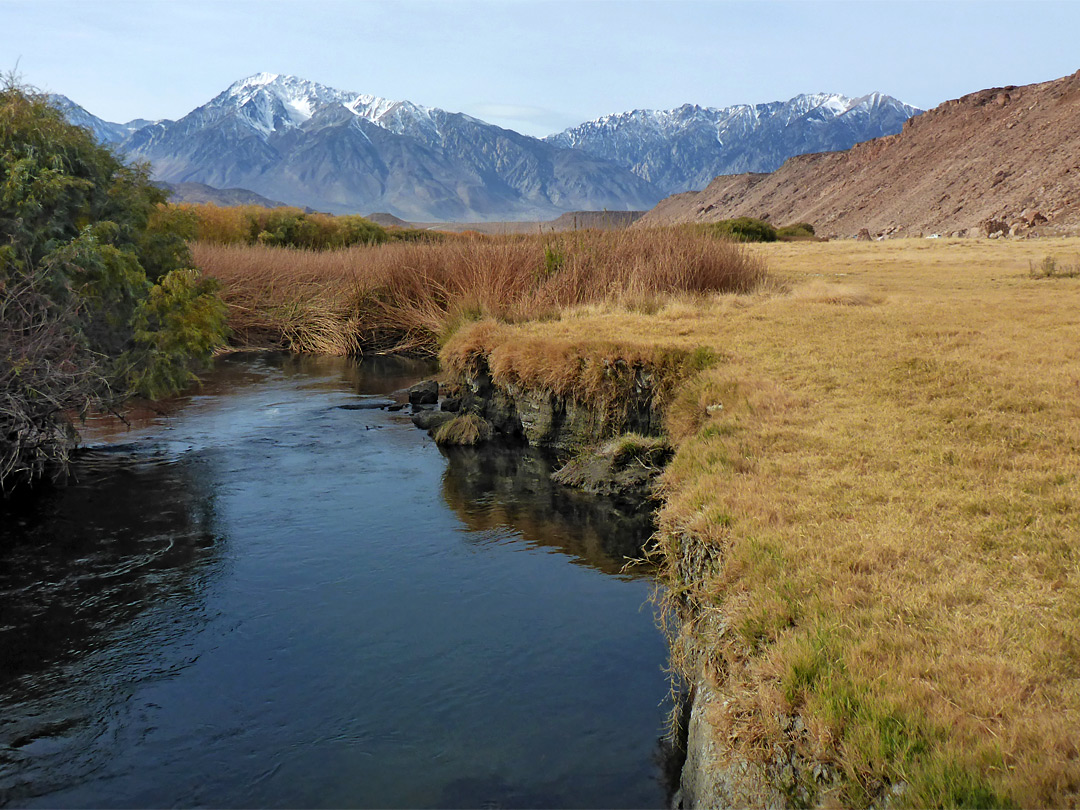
<box><xmin>637</xmin><ymin>70</ymin><xmax>1080</xmax><ymax>238</ymax></box>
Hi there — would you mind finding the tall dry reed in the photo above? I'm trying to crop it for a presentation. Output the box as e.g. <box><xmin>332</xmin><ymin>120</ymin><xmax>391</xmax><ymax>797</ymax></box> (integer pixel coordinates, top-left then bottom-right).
<box><xmin>192</xmin><ymin>228</ymin><xmax>767</xmax><ymax>355</ymax></box>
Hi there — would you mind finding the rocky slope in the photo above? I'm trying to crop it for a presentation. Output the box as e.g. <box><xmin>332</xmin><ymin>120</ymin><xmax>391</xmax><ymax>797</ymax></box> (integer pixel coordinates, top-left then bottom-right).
<box><xmin>637</xmin><ymin>71</ymin><xmax>1080</xmax><ymax>238</ymax></box>
<box><xmin>158</xmin><ymin>181</ymin><xmax>292</xmax><ymax>208</ymax></box>
<box><xmin>547</xmin><ymin>93</ymin><xmax>919</xmax><ymax>195</ymax></box>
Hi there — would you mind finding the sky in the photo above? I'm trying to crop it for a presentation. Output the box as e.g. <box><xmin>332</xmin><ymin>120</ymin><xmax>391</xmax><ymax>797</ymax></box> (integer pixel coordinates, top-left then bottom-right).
<box><xmin>2</xmin><ymin>0</ymin><xmax>1078</xmax><ymax>137</ymax></box>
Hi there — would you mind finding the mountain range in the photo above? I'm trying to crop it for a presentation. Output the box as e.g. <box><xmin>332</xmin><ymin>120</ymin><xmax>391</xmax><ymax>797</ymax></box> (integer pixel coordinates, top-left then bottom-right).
<box><xmin>636</xmin><ymin>70</ymin><xmax>1080</xmax><ymax>238</ymax></box>
<box><xmin>546</xmin><ymin>93</ymin><xmax>920</xmax><ymax>194</ymax></box>
<box><xmin>52</xmin><ymin>74</ymin><xmax>920</xmax><ymax>221</ymax></box>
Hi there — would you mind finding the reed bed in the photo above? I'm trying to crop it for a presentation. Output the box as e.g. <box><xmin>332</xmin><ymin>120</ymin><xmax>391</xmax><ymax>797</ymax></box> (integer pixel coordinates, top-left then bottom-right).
<box><xmin>192</xmin><ymin>228</ymin><xmax>767</xmax><ymax>355</ymax></box>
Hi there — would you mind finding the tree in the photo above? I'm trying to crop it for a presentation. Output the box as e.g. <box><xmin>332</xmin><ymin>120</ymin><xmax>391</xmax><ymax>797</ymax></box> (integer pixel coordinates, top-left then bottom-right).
<box><xmin>0</xmin><ymin>79</ymin><xmax>228</xmax><ymax>491</ymax></box>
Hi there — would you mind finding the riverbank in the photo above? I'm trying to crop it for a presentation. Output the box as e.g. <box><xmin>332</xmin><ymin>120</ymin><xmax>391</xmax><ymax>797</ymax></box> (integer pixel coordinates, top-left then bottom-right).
<box><xmin>438</xmin><ymin>237</ymin><xmax>1080</xmax><ymax>808</ymax></box>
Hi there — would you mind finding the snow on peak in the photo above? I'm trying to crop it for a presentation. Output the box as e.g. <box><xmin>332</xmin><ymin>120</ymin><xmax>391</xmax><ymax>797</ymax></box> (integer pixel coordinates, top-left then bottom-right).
<box><xmin>548</xmin><ymin>90</ymin><xmax>920</xmax><ymax>153</ymax></box>
<box><xmin>211</xmin><ymin>73</ymin><xmax>437</xmax><ymax>137</ymax></box>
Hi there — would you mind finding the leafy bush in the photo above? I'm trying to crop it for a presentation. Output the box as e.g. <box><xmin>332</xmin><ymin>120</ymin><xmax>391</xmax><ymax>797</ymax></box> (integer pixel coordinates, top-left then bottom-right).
<box><xmin>175</xmin><ymin>203</ymin><xmax>391</xmax><ymax>249</ymax></box>
<box><xmin>707</xmin><ymin>217</ymin><xmax>777</xmax><ymax>243</ymax></box>
<box><xmin>777</xmin><ymin>222</ymin><xmax>816</xmax><ymax>239</ymax></box>
<box><xmin>0</xmin><ymin>80</ymin><xmax>227</xmax><ymax>490</ymax></box>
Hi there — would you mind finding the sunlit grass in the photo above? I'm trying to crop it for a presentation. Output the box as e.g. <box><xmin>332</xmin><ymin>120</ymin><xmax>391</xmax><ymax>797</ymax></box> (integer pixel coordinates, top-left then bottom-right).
<box><xmin>443</xmin><ymin>237</ymin><xmax>1080</xmax><ymax>807</ymax></box>
<box><xmin>192</xmin><ymin>228</ymin><xmax>767</xmax><ymax>355</ymax></box>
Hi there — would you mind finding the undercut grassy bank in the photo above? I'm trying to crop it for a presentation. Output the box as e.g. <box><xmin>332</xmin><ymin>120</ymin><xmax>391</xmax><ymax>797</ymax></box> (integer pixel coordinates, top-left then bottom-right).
<box><xmin>440</xmin><ymin>237</ymin><xmax>1080</xmax><ymax>808</ymax></box>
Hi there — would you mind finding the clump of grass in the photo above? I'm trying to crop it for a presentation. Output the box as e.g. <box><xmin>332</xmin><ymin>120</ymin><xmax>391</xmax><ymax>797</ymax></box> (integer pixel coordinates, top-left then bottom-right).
<box><xmin>194</xmin><ymin>228</ymin><xmax>769</xmax><ymax>354</ymax></box>
<box><xmin>791</xmin><ymin>279</ymin><xmax>881</xmax><ymax>306</ymax></box>
<box><xmin>434</xmin><ymin>412</ymin><xmax>493</xmax><ymax>446</ymax></box>
<box><xmin>1028</xmin><ymin>254</ymin><xmax>1080</xmax><ymax>278</ymax></box>
<box><xmin>609</xmin><ymin>433</ymin><xmax>671</xmax><ymax>466</ymax></box>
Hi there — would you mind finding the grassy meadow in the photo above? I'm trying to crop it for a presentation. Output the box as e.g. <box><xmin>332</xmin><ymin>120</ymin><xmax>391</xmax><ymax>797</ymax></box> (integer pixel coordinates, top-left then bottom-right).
<box><xmin>439</xmin><ymin>237</ymin><xmax>1080</xmax><ymax>807</ymax></box>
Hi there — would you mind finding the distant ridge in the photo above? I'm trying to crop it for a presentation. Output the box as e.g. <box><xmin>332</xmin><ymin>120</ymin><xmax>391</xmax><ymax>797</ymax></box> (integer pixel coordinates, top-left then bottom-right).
<box><xmin>637</xmin><ymin>71</ymin><xmax>1080</xmax><ymax>238</ymax></box>
<box><xmin>546</xmin><ymin>93</ymin><xmax>920</xmax><ymax>195</ymax></box>
<box><xmin>160</xmin><ymin>181</ymin><xmax>293</xmax><ymax>209</ymax></box>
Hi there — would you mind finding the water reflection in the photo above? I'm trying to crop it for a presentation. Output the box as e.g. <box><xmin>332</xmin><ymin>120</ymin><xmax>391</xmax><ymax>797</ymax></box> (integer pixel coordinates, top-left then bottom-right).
<box><xmin>439</xmin><ymin>445</ymin><xmax>657</xmax><ymax>578</ymax></box>
<box><xmin>0</xmin><ymin>448</ymin><xmax>222</xmax><ymax>805</ymax></box>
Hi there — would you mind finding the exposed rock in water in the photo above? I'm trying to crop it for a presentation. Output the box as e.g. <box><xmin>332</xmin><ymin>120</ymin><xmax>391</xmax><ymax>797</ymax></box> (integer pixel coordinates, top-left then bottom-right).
<box><xmin>552</xmin><ymin>435</ymin><xmax>672</xmax><ymax>510</ymax></box>
<box><xmin>336</xmin><ymin>399</ymin><xmax>396</xmax><ymax>410</ymax></box>
<box><xmin>411</xmin><ymin>409</ymin><xmax>456</xmax><ymax>433</ymax></box>
<box><xmin>673</xmin><ymin>682</ymin><xmax>781</xmax><ymax>809</ymax></box>
<box><xmin>408</xmin><ymin>380</ymin><xmax>439</xmax><ymax>406</ymax></box>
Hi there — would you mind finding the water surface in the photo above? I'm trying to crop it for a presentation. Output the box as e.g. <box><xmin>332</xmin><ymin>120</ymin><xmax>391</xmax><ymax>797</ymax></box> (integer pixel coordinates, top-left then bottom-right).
<box><xmin>0</xmin><ymin>353</ymin><xmax>670</xmax><ymax>808</ymax></box>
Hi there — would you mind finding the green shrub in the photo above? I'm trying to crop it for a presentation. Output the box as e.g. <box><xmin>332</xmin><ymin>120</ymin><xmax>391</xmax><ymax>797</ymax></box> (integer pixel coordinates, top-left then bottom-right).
<box><xmin>542</xmin><ymin>242</ymin><xmax>567</xmax><ymax>277</ymax></box>
<box><xmin>707</xmin><ymin>217</ymin><xmax>777</xmax><ymax>243</ymax></box>
<box><xmin>776</xmin><ymin>222</ymin><xmax>815</xmax><ymax>239</ymax></box>
<box><xmin>0</xmin><ymin>79</ymin><xmax>228</xmax><ymax>490</ymax></box>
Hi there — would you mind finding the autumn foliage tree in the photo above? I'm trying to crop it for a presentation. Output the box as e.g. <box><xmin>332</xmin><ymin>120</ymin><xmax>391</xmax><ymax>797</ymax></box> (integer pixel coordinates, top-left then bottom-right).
<box><xmin>0</xmin><ymin>79</ymin><xmax>227</xmax><ymax>490</ymax></box>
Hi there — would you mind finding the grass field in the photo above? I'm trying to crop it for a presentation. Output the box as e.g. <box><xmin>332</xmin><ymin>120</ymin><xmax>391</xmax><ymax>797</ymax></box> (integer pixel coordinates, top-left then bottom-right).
<box><xmin>442</xmin><ymin>237</ymin><xmax>1080</xmax><ymax>807</ymax></box>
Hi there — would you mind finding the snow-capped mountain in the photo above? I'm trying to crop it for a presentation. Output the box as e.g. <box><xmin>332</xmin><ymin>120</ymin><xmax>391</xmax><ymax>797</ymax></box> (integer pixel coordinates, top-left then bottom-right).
<box><xmin>52</xmin><ymin>75</ymin><xmax>919</xmax><ymax>220</ymax></box>
<box><xmin>110</xmin><ymin>73</ymin><xmax>660</xmax><ymax>221</ymax></box>
<box><xmin>546</xmin><ymin>93</ymin><xmax>922</xmax><ymax>195</ymax></box>
<box><xmin>180</xmin><ymin>73</ymin><xmax>442</xmax><ymax>138</ymax></box>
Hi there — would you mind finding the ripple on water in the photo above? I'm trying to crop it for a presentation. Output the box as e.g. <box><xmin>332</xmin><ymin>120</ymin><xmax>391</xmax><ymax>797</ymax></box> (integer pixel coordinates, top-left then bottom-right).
<box><xmin>0</xmin><ymin>352</ymin><xmax>671</xmax><ymax>809</ymax></box>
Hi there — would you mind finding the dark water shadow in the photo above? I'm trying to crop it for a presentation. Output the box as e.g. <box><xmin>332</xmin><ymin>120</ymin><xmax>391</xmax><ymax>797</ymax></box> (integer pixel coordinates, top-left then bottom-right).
<box><xmin>438</xmin><ymin>444</ymin><xmax>657</xmax><ymax>578</ymax></box>
<box><xmin>0</xmin><ymin>448</ymin><xmax>223</xmax><ymax>806</ymax></box>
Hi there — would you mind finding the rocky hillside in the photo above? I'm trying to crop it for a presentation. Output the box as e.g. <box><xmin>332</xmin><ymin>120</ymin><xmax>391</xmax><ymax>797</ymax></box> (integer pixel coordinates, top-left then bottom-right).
<box><xmin>638</xmin><ymin>71</ymin><xmax>1080</xmax><ymax>238</ymax></box>
<box><xmin>159</xmin><ymin>181</ymin><xmax>292</xmax><ymax>208</ymax></box>
<box><xmin>547</xmin><ymin>93</ymin><xmax>919</xmax><ymax>196</ymax></box>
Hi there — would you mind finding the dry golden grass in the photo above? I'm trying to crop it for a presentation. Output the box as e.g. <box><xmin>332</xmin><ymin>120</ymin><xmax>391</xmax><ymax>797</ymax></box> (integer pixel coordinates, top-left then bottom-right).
<box><xmin>433</xmin><ymin>412</ymin><xmax>494</xmax><ymax>446</ymax></box>
<box><xmin>442</xmin><ymin>237</ymin><xmax>1080</xmax><ymax>807</ymax></box>
<box><xmin>193</xmin><ymin>228</ymin><xmax>767</xmax><ymax>354</ymax></box>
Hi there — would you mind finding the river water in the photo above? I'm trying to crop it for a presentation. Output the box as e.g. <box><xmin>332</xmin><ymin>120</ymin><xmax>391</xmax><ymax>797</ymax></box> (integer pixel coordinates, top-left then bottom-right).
<box><xmin>0</xmin><ymin>353</ymin><xmax>671</xmax><ymax>808</ymax></box>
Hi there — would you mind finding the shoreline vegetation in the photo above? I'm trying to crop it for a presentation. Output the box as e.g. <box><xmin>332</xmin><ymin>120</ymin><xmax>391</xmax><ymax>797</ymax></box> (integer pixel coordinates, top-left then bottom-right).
<box><xmin>187</xmin><ymin>207</ymin><xmax>768</xmax><ymax>355</ymax></box>
<box><xmin>9</xmin><ymin>119</ymin><xmax>1080</xmax><ymax>805</ymax></box>
<box><xmin>0</xmin><ymin>85</ymin><xmax>227</xmax><ymax>491</ymax></box>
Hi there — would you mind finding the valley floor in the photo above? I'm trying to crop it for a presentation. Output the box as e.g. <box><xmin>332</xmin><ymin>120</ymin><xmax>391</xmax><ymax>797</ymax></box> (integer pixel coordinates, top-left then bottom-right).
<box><xmin>444</xmin><ymin>237</ymin><xmax>1080</xmax><ymax>807</ymax></box>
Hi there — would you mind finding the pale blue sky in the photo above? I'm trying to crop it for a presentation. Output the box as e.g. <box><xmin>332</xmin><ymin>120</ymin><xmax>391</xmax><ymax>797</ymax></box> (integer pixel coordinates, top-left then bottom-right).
<box><xmin>3</xmin><ymin>0</ymin><xmax>1078</xmax><ymax>137</ymax></box>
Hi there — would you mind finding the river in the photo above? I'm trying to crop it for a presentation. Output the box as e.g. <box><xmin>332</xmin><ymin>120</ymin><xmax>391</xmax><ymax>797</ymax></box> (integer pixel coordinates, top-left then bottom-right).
<box><xmin>0</xmin><ymin>353</ymin><xmax>671</xmax><ymax>808</ymax></box>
